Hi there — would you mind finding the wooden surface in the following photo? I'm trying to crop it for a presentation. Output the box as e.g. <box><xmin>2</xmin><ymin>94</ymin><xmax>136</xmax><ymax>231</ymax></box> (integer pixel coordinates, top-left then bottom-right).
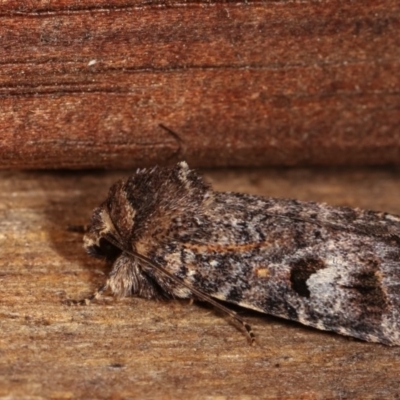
<box><xmin>1</xmin><ymin>167</ymin><xmax>400</xmax><ymax>399</ymax></box>
<box><xmin>1</xmin><ymin>0</ymin><xmax>400</xmax><ymax>169</ymax></box>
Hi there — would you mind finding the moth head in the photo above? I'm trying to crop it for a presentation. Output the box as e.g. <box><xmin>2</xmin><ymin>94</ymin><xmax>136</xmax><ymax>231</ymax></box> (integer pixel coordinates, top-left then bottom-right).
<box><xmin>84</xmin><ymin>162</ymin><xmax>211</xmax><ymax>258</ymax></box>
<box><xmin>83</xmin><ymin>180</ymin><xmax>137</xmax><ymax>260</ymax></box>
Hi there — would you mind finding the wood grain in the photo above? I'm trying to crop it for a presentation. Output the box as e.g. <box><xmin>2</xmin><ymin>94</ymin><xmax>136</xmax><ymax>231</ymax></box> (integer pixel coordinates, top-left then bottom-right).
<box><xmin>1</xmin><ymin>0</ymin><xmax>399</xmax><ymax>169</ymax></box>
<box><xmin>1</xmin><ymin>167</ymin><xmax>400</xmax><ymax>398</ymax></box>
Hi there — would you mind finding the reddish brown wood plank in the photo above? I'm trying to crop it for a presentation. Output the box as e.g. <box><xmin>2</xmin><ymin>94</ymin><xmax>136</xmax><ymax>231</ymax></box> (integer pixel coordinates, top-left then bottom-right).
<box><xmin>0</xmin><ymin>0</ymin><xmax>399</xmax><ymax>168</ymax></box>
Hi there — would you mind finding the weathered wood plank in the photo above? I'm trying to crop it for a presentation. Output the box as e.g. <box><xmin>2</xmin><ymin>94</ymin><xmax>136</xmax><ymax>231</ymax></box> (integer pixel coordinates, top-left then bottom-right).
<box><xmin>1</xmin><ymin>0</ymin><xmax>399</xmax><ymax>168</ymax></box>
<box><xmin>1</xmin><ymin>167</ymin><xmax>400</xmax><ymax>398</ymax></box>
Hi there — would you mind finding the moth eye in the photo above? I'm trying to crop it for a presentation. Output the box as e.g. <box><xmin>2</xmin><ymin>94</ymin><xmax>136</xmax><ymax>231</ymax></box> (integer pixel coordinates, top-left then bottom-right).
<box><xmin>87</xmin><ymin>237</ymin><xmax>122</xmax><ymax>261</ymax></box>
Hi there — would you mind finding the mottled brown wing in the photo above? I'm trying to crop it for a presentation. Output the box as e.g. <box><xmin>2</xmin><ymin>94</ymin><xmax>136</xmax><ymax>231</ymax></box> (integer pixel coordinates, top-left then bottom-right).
<box><xmin>144</xmin><ymin>191</ymin><xmax>400</xmax><ymax>345</ymax></box>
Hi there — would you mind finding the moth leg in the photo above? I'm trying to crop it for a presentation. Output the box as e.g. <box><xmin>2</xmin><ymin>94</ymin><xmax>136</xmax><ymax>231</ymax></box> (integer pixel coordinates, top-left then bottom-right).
<box><xmin>67</xmin><ymin>283</ymin><xmax>109</xmax><ymax>306</ymax></box>
<box><xmin>193</xmin><ymin>297</ymin><xmax>255</xmax><ymax>345</ymax></box>
<box><xmin>131</xmin><ymin>251</ymin><xmax>256</xmax><ymax>344</ymax></box>
<box><xmin>242</xmin><ymin>320</ymin><xmax>255</xmax><ymax>345</ymax></box>
<box><xmin>224</xmin><ymin>310</ymin><xmax>255</xmax><ymax>346</ymax></box>
<box><xmin>68</xmin><ymin>253</ymin><xmax>164</xmax><ymax>307</ymax></box>
<box><xmin>107</xmin><ymin>253</ymin><xmax>166</xmax><ymax>299</ymax></box>
<box><xmin>173</xmin><ymin>287</ymin><xmax>255</xmax><ymax>344</ymax></box>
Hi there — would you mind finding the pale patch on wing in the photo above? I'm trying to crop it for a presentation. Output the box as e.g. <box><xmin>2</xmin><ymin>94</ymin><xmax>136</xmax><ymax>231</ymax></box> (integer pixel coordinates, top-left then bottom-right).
<box><xmin>385</xmin><ymin>214</ymin><xmax>400</xmax><ymax>222</ymax></box>
<box><xmin>177</xmin><ymin>161</ymin><xmax>192</xmax><ymax>190</ymax></box>
<box><xmin>172</xmin><ymin>287</ymin><xmax>192</xmax><ymax>298</ymax></box>
<box><xmin>122</xmin><ymin>191</ymin><xmax>136</xmax><ymax>222</ymax></box>
<box><xmin>255</xmin><ymin>268</ymin><xmax>270</xmax><ymax>278</ymax></box>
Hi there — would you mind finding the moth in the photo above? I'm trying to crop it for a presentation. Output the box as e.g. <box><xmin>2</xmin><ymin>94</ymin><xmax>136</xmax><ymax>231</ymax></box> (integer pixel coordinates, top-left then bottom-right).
<box><xmin>83</xmin><ymin>161</ymin><xmax>400</xmax><ymax>345</ymax></box>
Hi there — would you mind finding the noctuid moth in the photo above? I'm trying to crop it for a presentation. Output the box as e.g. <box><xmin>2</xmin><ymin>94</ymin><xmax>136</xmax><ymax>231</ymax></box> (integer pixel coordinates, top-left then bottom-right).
<box><xmin>83</xmin><ymin>161</ymin><xmax>400</xmax><ymax>345</ymax></box>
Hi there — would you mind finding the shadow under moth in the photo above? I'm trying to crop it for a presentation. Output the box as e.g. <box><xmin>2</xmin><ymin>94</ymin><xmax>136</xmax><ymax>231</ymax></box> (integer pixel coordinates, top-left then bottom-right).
<box><xmin>83</xmin><ymin>161</ymin><xmax>400</xmax><ymax>345</ymax></box>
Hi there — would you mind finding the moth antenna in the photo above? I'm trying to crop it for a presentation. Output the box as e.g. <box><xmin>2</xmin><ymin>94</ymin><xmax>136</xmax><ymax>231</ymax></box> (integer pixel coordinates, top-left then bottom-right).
<box><xmin>158</xmin><ymin>124</ymin><xmax>184</xmax><ymax>144</ymax></box>
<box><xmin>159</xmin><ymin>124</ymin><xmax>185</xmax><ymax>162</ymax></box>
<box><xmin>104</xmin><ymin>233</ymin><xmax>256</xmax><ymax>345</ymax></box>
